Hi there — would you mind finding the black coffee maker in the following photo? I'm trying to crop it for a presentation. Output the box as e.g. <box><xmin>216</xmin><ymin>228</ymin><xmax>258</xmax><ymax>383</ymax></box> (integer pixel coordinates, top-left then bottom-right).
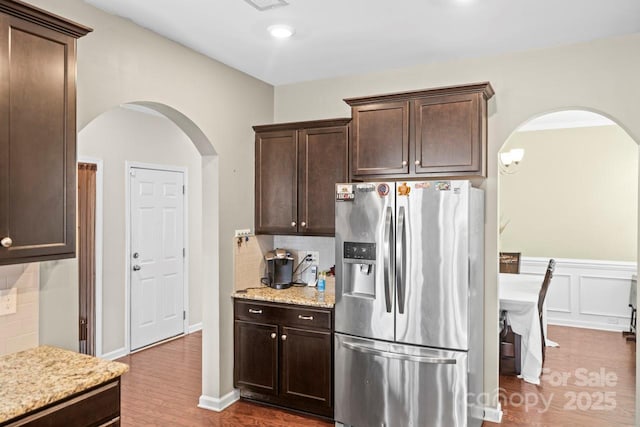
<box><xmin>262</xmin><ymin>249</ymin><xmax>294</xmax><ymax>289</ymax></box>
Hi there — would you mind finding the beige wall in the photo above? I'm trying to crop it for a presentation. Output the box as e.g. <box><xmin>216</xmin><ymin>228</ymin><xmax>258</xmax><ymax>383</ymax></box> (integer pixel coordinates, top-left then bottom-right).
<box><xmin>78</xmin><ymin>106</ymin><xmax>203</xmax><ymax>354</ymax></box>
<box><xmin>501</xmin><ymin>125</ymin><xmax>638</xmax><ymax>262</ymax></box>
<box><xmin>274</xmin><ymin>34</ymin><xmax>640</xmax><ymax>407</ymax></box>
<box><xmin>29</xmin><ymin>0</ymin><xmax>273</xmax><ymax>400</ymax></box>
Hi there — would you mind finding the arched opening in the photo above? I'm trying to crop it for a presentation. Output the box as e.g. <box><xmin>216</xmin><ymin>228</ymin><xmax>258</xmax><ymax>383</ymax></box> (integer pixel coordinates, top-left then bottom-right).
<box><xmin>496</xmin><ymin>109</ymin><xmax>637</xmax><ymax>424</ymax></box>
<box><xmin>74</xmin><ymin>101</ymin><xmax>220</xmax><ymax>403</ymax></box>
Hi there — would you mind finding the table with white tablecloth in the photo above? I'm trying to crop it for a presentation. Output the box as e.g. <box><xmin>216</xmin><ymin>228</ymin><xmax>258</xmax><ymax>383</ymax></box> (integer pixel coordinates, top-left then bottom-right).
<box><xmin>499</xmin><ymin>273</ymin><xmax>557</xmax><ymax>384</ymax></box>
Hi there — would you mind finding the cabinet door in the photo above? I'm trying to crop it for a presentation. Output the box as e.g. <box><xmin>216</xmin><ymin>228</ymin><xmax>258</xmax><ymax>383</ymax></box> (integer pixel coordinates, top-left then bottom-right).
<box><xmin>255</xmin><ymin>130</ymin><xmax>298</xmax><ymax>234</ymax></box>
<box><xmin>0</xmin><ymin>14</ymin><xmax>77</xmax><ymax>264</ymax></box>
<box><xmin>280</xmin><ymin>326</ymin><xmax>332</xmax><ymax>414</ymax></box>
<box><xmin>413</xmin><ymin>93</ymin><xmax>482</xmax><ymax>175</ymax></box>
<box><xmin>351</xmin><ymin>101</ymin><xmax>409</xmax><ymax>177</ymax></box>
<box><xmin>298</xmin><ymin>126</ymin><xmax>348</xmax><ymax>236</ymax></box>
<box><xmin>234</xmin><ymin>321</ymin><xmax>279</xmax><ymax>395</ymax></box>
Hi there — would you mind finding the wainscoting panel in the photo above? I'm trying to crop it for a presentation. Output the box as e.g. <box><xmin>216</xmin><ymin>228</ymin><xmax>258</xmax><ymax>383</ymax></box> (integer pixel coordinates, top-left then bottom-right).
<box><xmin>520</xmin><ymin>257</ymin><xmax>636</xmax><ymax>332</ymax></box>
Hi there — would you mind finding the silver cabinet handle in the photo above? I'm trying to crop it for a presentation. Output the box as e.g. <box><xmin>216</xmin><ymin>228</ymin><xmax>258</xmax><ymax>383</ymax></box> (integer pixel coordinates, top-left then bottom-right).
<box><xmin>270</xmin><ymin>332</ymin><xmax>276</xmax><ymax>339</ymax></box>
<box><xmin>133</xmin><ymin>265</ymin><xmax>141</xmax><ymax>271</ymax></box>
<box><xmin>301</xmin><ymin>221</ymin><xmax>306</xmax><ymax>227</ymax></box>
<box><xmin>291</xmin><ymin>221</ymin><xmax>296</xmax><ymax>227</ymax></box>
<box><xmin>248</xmin><ymin>309</ymin><xmax>263</xmax><ymax>314</ymax></box>
<box><xmin>414</xmin><ymin>160</ymin><xmax>420</xmax><ymax>165</ymax></box>
<box><xmin>281</xmin><ymin>334</ymin><xmax>287</xmax><ymax>341</ymax></box>
<box><xmin>401</xmin><ymin>160</ymin><xmax>407</xmax><ymax>166</ymax></box>
<box><xmin>396</xmin><ymin>206</ymin><xmax>406</xmax><ymax>314</ymax></box>
<box><xmin>298</xmin><ymin>315</ymin><xmax>313</xmax><ymax>320</ymax></box>
<box><xmin>342</xmin><ymin>341</ymin><xmax>456</xmax><ymax>365</ymax></box>
<box><xmin>1</xmin><ymin>237</ymin><xmax>12</xmax><ymax>248</ymax></box>
<box><xmin>383</xmin><ymin>206</ymin><xmax>393</xmax><ymax>313</ymax></box>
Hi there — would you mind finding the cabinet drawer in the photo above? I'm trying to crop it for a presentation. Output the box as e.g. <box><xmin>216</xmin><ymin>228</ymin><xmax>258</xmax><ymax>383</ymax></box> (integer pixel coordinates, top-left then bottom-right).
<box><xmin>235</xmin><ymin>301</ymin><xmax>281</xmax><ymax>323</ymax></box>
<box><xmin>281</xmin><ymin>306</ymin><xmax>332</xmax><ymax>330</ymax></box>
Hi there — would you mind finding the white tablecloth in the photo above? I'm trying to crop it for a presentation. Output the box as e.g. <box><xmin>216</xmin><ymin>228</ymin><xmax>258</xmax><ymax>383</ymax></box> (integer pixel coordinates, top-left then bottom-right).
<box><xmin>499</xmin><ymin>273</ymin><xmax>556</xmax><ymax>384</ymax></box>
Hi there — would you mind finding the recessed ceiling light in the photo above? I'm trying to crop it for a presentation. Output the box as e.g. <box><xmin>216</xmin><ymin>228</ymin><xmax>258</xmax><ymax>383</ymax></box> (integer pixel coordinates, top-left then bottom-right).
<box><xmin>268</xmin><ymin>24</ymin><xmax>295</xmax><ymax>39</ymax></box>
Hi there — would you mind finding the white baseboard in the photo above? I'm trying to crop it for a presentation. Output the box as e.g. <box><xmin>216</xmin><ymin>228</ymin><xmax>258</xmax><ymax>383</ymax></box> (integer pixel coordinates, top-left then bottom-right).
<box><xmin>188</xmin><ymin>322</ymin><xmax>203</xmax><ymax>334</ymax></box>
<box><xmin>198</xmin><ymin>390</ymin><xmax>240</xmax><ymax>412</ymax></box>
<box><xmin>483</xmin><ymin>403</ymin><xmax>503</xmax><ymax>423</ymax></box>
<box><xmin>100</xmin><ymin>347</ymin><xmax>128</xmax><ymax>361</ymax></box>
<box><xmin>549</xmin><ymin>318</ymin><xmax>629</xmax><ymax>332</ymax></box>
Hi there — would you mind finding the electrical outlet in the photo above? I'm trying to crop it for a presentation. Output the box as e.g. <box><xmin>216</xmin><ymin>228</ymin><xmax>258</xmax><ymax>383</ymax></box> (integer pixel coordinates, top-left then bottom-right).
<box><xmin>297</xmin><ymin>251</ymin><xmax>319</xmax><ymax>266</ymax></box>
<box><xmin>234</xmin><ymin>229</ymin><xmax>251</xmax><ymax>237</ymax></box>
<box><xmin>0</xmin><ymin>287</ymin><xmax>17</xmax><ymax>316</ymax></box>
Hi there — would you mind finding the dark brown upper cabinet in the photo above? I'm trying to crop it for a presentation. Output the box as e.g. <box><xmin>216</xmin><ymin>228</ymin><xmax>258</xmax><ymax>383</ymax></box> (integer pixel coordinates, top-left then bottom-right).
<box><xmin>345</xmin><ymin>82</ymin><xmax>494</xmax><ymax>180</ymax></box>
<box><xmin>0</xmin><ymin>0</ymin><xmax>91</xmax><ymax>265</ymax></box>
<box><xmin>254</xmin><ymin>118</ymin><xmax>349</xmax><ymax>236</ymax></box>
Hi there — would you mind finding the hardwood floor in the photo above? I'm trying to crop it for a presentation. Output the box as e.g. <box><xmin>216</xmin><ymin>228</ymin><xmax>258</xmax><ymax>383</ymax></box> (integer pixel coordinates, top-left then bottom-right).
<box><xmin>117</xmin><ymin>326</ymin><xmax>634</xmax><ymax>426</ymax></box>
<box><xmin>117</xmin><ymin>331</ymin><xmax>332</xmax><ymax>427</ymax></box>
<box><xmin>484</xmin><ymin>325</ymin><xmax>636</xmax><ymax>427</ymax></box>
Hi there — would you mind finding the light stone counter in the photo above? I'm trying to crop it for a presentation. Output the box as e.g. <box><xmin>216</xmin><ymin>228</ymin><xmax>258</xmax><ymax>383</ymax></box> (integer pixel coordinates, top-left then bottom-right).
<box><xmin>0</xmin><ymin>346</ymin><xmax>129</xmax><ymax>423</ymax></box>
<box><xmin>233</xmin><ymin>278</ymin><xmax>335</xmax><ymax>308</ymax></box>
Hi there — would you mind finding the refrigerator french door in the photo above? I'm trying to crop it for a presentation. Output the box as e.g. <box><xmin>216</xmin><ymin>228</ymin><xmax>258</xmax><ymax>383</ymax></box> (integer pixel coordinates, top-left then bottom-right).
<box><xmin>334</xmin><ymin>181</ymin><xmax>484</xmax><ymax>427</ymax></box>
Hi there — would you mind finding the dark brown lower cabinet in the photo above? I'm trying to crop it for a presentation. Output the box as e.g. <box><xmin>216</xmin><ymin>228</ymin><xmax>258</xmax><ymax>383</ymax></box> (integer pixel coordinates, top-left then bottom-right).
<box><xmin>234</xmin><ymin>300</ymin><xmax>333</xmax><ymax>418</ymax></box>
<box><xmin>1</xmin><ymin>378</ymin><xmax>121</xmax><ymax>427</ymax></box>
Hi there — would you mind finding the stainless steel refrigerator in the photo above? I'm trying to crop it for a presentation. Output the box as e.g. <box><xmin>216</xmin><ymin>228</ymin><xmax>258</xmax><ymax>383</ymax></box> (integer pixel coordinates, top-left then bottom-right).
<box><xmin>334</xmin><ymin>180</ymin><xmax>484</xmax><ymax>427</ymax></box>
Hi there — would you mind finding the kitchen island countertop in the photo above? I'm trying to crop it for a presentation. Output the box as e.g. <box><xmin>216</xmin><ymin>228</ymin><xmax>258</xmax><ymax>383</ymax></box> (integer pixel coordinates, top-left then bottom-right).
<box><xmin>232</xmin><ymin>278</ymin><xmax>335</xmax><ymax>308</ymax></box>
<box><xmin>0</xmin><ymin>346</ymin><xmax>129</xmax><ymax>423</ymax></box>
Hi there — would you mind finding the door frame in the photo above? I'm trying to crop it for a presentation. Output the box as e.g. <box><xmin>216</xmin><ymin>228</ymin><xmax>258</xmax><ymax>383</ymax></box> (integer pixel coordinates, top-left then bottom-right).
<box><xmin>124</xmin><ymin>161</ymin><xmax>189</xmax><ymax>354</ymax></box>
<box><xmin>77</xmin><ymin>157</ymin><xmax>104</xmax><ymax>357</ymax></box>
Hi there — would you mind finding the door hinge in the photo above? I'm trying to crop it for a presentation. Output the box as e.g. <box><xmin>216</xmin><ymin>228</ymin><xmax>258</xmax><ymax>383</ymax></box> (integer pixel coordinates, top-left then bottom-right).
<box><xmin>182</xmin><ymin>185</ymin><xmax>185</xmax><ymax>194</ymax></box>
<box><xmin>183</xmin><ymin>311</ymin><xmax>186</xmax><ymax>320</ymax></box>
<box><xmin>183</xmin><ymin>248</ymin><xmax>186</xmax><ymax>258</ymax></box>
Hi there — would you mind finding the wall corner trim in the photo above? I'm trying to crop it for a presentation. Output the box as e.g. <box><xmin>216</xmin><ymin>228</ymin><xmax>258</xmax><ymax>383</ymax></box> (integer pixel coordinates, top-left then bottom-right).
<box><xmin>483</xmin><ymin>403</ymin><xmax>503</xmax><ymax>423</ymax></box>
<box><xmin>198</xmin><ymin>390</ymin><xmax>240</xmax><ymax>412</ymax></box>
<box><xmin>188</xmin><ymin>322</ymin><xmax>203</xmax><ymax>334</ymax></box>
<box><xmin>100</xmin><ymin>347</ymin><xmax>128</xmax><ymax>361</ymax></box>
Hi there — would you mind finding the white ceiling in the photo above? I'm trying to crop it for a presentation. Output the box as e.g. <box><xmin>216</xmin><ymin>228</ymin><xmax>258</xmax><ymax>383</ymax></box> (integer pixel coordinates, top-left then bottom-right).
<box><xmin>83</xmin><ymin>0</ymin><xmax>640</xmax><ymax>86</ymax></box>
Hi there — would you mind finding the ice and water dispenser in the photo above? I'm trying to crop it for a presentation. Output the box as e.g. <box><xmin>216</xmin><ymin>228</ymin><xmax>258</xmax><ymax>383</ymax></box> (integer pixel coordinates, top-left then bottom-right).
<box><xmin>342</xmin><ymin>242</ymin><xmax>376</xmax><ymax>297</ymax></box>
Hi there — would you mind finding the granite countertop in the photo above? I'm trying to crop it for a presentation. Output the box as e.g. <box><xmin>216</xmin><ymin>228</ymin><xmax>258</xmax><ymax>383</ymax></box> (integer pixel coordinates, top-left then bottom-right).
<box><xmin>232</xmin><ymin>279</ymin><xmax>335</xmax><ymax>308</ymax></box>
<box><xmin>0</xmin><ymin>346</ymin><xmax>129</xmax><ymax>423</ymax></box>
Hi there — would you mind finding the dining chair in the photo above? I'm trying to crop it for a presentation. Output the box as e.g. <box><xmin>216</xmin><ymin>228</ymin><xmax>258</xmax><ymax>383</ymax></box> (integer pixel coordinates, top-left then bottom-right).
<box><xmin>499</xmin><ymin>311</ymin><xmax>521</xmax><ymax>375</ymax></box>
<box><xmin>538</xmin><ymin>259</ymin><xmax>556</xmax><ymax>362</ymax></box>
<box><xmin>499</xmin><ymin>252</ymin><xmax>521</xmax><ymax>274</ymax></box>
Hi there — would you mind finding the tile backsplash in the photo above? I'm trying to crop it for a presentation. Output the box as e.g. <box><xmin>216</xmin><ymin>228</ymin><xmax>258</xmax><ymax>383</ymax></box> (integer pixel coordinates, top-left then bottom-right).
<box><xmin>273</xmin><ymin>235</ymin><xmax>336</xmax><ymax>270</ymax></box>
<box><xmin>0</xmin><ymin>264</ymin><xmax>39</xmax><ymax>356</ymax></box>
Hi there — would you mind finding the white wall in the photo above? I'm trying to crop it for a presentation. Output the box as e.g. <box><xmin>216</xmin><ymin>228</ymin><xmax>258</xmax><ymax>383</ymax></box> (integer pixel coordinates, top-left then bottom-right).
<box><xmin>28</xmin><ymin>0</ymin><xmax>273</xmax><ymax>402</ymax></box>
<box><xmin>501</xmin><ymin>125</ymin><xmax>638</xmax><ymax>261</ymax></box>
<box><xmin>273</xmin><ymin>33</ymin><xmax>640</xmax><ymax>409</ymax></box>
<box><xmin>0</xmin><ymin>264</ymin><xmax>39</xmax><ymax>356</ymax></box>
<box><xmin>78</xmin><ymin>106</ymin><xmax>202</xmax><ymax>356</ymax></box>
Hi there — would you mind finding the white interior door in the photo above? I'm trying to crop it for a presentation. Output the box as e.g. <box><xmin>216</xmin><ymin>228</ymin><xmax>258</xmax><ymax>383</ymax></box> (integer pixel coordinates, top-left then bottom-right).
<box><xmin>130</xmin><ymin>167</ymin><xmax>185</xmax><ymax>351</ymax></box>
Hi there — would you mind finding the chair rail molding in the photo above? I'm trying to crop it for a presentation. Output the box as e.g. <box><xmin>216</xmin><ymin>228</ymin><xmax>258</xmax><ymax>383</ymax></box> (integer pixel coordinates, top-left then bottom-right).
<box><xmin>520</xmin><ymin>257</ymin><xmax>637</xmax><ymax>332</ymax></box>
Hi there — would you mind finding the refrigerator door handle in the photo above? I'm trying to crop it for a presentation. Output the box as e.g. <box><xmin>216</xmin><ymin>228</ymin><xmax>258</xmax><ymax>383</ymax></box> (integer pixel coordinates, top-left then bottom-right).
<box><xmin>342</xmin><ymin>341</ymin><xmax>457</xmax><ymax>365</ymax></box>
<box><xmin>383</xmin><ymin>206</ymin><xmax>393</xmax><ymax>313</ymax></box>
<box><xmin>396</xmin><ymin>206</ymin><xmax>406</xmax><ymax>314</ymax></box>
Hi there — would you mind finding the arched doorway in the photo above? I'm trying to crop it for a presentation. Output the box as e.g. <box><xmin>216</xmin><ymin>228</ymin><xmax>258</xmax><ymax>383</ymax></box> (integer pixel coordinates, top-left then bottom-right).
<box><xmin>76</xmin><ymin>101</ymin><xmax>219</xmax><ymax>367</ymax></box>
<box><xmin>494</xmin><ymin>109</ymin><xmax>637</xmax><ymax>425</ymax></box>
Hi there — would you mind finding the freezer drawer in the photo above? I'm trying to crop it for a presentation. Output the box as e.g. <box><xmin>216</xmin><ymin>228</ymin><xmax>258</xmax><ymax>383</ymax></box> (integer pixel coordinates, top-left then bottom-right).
<box><xmin>335</xmin><ymin>334</ymin><xmax>469</xmax><ymax>427</ymax></box>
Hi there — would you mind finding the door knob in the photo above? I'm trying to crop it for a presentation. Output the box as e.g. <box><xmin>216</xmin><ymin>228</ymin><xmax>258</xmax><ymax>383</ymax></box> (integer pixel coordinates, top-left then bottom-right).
<box><xmin>301</xmin><ymin>221</ymin><xmax>306</xmax><ymax>227</ymax></box>
<box><xmin>402</xmin><ymin>160</ymin><xmax>408</xmax><ymax>166</ymax></box>
<box><xmin>270</xmin><ymin>332</ymin><xmax>276</xmax><ymax>339</ymax></box>
<box><xmin>291</xmin><ymin>221</ymin><xmax>296</xmax><ymax>227</ymax></box>
<box><xmin>133</xmin><ymin>252</ymin><xmax>139</xmax><ymax>259</ymax></box>
<box><xmin>281</xmin><ymin>334</ymin><xmax>287</xmax><ymax>341</ymax></box>
<box><xmin>1</xmin><ymin>237</ymin><xmax>12</xmax><ymax>248</ymax></box>
<box><xmin>414</xmin><ymin>160</ymin><xmax>420</xmax><ymax>165</ymax></box>
<box><xmin>133</xmin><ymin>265</ymin><xmax>141</xmax><ymax>271</ymax></box>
